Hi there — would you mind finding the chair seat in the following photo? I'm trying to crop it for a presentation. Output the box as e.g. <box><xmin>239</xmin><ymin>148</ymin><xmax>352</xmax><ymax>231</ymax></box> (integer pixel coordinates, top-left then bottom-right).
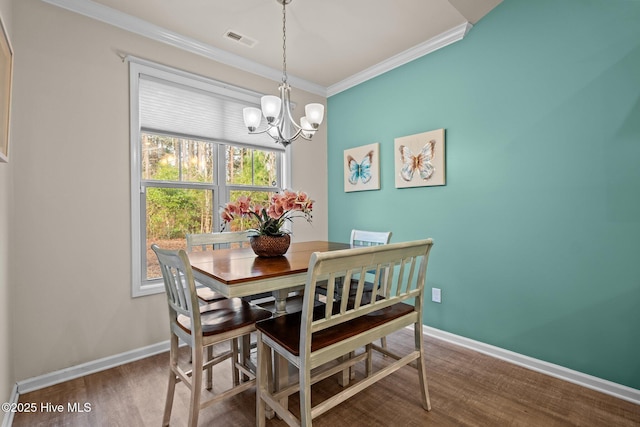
<box><xmin>196</xmin><ymin>286</ymin><xmax>227</xmax><ymax>303</ymax></box>
<box><xmin>178</xmin><ymin>298</ymin><xmax>271</xmax><ymax>336</ymax></box>
<box><xmin>256</xmin><ymin>301</ymin><xmax>414</xmax><ymax>356</ymax></box>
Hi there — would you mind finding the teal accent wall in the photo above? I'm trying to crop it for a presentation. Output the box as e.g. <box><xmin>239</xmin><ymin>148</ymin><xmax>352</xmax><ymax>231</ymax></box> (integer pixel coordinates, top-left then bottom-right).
<box><xmin>327</xmin><ymin>0</ymin><xmax>640</xmax><ymax>389</ymax></box>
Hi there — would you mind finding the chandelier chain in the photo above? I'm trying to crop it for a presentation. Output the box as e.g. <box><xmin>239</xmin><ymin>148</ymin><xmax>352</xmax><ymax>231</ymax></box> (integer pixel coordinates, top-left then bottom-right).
<box><xmin>281</xmin><ymin>0</ymin><xmax>287</xmax><ymax>83</ymax></box>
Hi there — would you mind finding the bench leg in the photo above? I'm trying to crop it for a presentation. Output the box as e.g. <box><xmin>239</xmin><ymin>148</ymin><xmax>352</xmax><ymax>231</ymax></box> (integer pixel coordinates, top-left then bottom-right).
<box><xmin>366</xmin><ymin>344</ymin><xmax>373</xmax><ymax>377</ymax></box>
<box><xmin>415</xmin><ymin>323</ymin><xmax>431</xmax><ymax>411</ymax></box>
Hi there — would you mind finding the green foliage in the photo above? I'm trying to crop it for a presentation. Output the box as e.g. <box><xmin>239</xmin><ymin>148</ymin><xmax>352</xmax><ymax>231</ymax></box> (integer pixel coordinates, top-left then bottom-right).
<box><xmin>144</xmin><ymin>134</ymin><xmax>276</xmax><ymax>240</ymax></box>
<box><xmin>146</xmin><ymin>180</ymin><xmax>205</xmax><ymax>239</ymax></box>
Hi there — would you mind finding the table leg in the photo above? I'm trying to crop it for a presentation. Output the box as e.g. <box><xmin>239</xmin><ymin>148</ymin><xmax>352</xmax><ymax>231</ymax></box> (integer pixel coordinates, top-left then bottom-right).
<box><xmin>273</xmin><ymin>289</ymin><xmax>289</xmax><ymax>315</ymax></box>
<box><xmin>271</xmin><ymin>289</ymin><xmax>290</xmax><ymax>415</ymax></box>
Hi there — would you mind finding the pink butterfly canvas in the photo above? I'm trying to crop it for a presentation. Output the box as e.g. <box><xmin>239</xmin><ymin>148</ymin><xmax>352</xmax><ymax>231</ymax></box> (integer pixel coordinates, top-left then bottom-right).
<box><xmin>394</xmin><ymin>129</ymin><xmax>445</xmax><ymax>188</ymax></box>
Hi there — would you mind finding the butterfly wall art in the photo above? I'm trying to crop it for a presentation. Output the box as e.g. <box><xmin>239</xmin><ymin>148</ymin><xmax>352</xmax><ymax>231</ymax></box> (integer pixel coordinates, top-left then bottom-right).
<box><xmin>394</xmin><ymin>129</ymin><xmax>445</xmax><ymax>188</ymax></box>
<box><xmin>344</xmin><ymin>142</ymin><xmax>380</xmax><ymax>192</ymax></box>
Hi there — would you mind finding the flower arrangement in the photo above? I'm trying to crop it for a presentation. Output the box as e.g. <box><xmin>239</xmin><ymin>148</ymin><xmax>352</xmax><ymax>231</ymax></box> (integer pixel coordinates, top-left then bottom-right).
<box><xmin>220</xmin><ymin>190</ymin><xmax>313</xmax><ymax>237</ymax></box>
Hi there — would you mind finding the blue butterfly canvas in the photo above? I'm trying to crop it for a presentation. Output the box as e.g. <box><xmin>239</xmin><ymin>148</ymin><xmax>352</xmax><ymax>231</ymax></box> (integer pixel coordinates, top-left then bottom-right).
<box><xmin>347</xmin><ymin>150</ymin><xmax>373</xmax><ymax>185</ymax></box>
<box><xmin>344</xmin><ymin>143</ymin><xmax>380</xmax><ymax>192</ymax></box>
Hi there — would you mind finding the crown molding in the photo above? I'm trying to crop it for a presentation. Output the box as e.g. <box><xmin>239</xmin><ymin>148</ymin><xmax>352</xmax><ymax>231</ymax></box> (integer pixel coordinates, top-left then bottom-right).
<box><xmin>326</xmin><ymin>21</ymin><xmax>472</xmax><ymax>97</ymax></box>
<box><xmin>40</xmin><ymin>0</ymin><xmax>327</xmax><ymax>96</ymax></box>
<box><xmin>41</xmin><ymin>0</ymin><xmax>472</xmax><ymax>99</ymax></box>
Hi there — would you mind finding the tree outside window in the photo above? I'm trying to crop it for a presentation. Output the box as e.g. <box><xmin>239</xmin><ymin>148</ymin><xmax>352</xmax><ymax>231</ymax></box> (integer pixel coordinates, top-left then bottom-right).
<box><xmin>142</xmin><ymin>132</ymin><xmax>280</xmax><ymax>280</ymax></box>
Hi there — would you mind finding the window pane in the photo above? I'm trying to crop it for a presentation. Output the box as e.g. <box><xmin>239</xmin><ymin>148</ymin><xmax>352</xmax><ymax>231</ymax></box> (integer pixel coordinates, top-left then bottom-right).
<box><xmin>142</xmin><ymin>134</ymin><xmax>179</xmax><ymax>181</ymax></box>
<box><xmin>181</xmin><ymin>139</ymin><xmax>214</xmax><ymax>183</ymax></box>
<box><xmin>225</xmin><ymin>146</ymin><xmax>278</xmax><ymax>186</ymax></box>
<box><xmin>145</xmin><ymin>187</ymin><xmax>214</xmax><ymax>279</ymax></box>
<box><xmin>225</xmin><ymin>190</ymin><xmax>274</xmax><ymax>232</ymax></box>
<box><xmin>142</xmin><ymin>133</ymin><xmax>214</xmax><ymax>183</ymax></box>
<box><xmin>253</xmin><ymin>150</ymin><xmax>277</xmax><ymax>186</ymax></box>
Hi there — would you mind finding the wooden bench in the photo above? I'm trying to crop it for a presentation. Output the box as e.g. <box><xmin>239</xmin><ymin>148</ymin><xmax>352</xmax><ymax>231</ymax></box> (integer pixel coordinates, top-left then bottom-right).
<box><xmin>256</xmin><ymin>238</ymin><xmax>434</xmax><ymax>426</ymax></box>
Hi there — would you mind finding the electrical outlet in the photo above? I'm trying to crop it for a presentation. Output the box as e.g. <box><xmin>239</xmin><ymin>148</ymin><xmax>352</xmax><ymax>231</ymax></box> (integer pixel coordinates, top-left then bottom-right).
<box><xmin>431</xmin><ymin>288</ymin><xmax>442</xmax><ymax>303</ymax></box>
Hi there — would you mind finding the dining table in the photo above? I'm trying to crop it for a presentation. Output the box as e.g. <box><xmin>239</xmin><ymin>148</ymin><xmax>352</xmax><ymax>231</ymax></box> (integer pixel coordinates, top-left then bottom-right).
<box><xmin>188</xmin><ymin>240</ymin><xmax>351</xmax><ymax>315</ymax></box>
<box><xmin>188</xmin><ymin>240</ymin><xmax>352</xmax><ymax>414</ymax></box>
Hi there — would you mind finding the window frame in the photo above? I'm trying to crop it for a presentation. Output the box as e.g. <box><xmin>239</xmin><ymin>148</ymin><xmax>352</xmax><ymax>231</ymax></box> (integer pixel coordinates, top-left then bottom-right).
<box><xmin>129</xmin><ymin>58</ymin><xmax>290</xmax><ymax>297</ymax></box>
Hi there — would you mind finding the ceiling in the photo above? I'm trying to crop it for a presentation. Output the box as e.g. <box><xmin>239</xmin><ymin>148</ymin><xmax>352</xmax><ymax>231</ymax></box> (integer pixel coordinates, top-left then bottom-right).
<box><xmin>45</xmin><ymin>0</ymin><xmax>503</xmax><ymax>96</ymax></box>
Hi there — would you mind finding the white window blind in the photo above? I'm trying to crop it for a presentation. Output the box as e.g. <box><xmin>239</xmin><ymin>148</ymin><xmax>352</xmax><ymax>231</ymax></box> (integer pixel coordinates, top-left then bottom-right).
<box><xmin>138</xmin><ymin>74</ymin><xmax>284</xmax><ymax>152</ymax></box>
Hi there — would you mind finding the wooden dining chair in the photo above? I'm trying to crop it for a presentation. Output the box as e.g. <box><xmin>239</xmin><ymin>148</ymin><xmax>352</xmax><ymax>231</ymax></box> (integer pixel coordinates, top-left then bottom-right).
<box><xmin>349</xmin><ymin>229</ymin><xmax>392</xmax><ymax>351</ymax></box>
<box><xmin>186</xmin><ymin>231</ymin><xmax>252</xmax><ymax>304</ymax></box>
<box><xmin>315</xmin><ymin>229</ymin><xmax>392</xmax><ymax>354</ymax></box>
<box><xmin>349</xmin><ymin>229</ymin><xmax>392</xmax><ymax>291</ymax></box>
<box><xmin>316</xmin><ymin>230</ymin><xmax>392</xmax><ymax>296</ymax></box>
<box><xmin>256</xmin><ymin>239</ymin><xmax>434</xmax><ymax>427</ymax></box>
<box><xmin>350</xmin><ymin>229</ymin><xmax>392</xmax><ymax>248</ymax></box>
<box><xmin>152</xmin><ymin>244</ymin><xmax>272</xmax><ymax>427</ymax></box>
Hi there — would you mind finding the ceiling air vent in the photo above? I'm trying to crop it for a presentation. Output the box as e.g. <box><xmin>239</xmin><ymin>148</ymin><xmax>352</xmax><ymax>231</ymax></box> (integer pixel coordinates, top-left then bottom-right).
<box><xmin>224</xmin><ymin>30</ymin><xmax>257</xmax><ymax>48</ymax></box>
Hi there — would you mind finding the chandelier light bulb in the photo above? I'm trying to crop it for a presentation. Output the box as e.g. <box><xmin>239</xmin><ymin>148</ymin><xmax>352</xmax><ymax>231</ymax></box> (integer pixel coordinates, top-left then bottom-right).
<box><xmin>261</xmin><ymin>95</ymin><xmax>282</xmax><ymax>124</ymax></box>
<box><xmin>242</xmin><ymin>107</ymin><xmax>262</xmax><ymax>132</ymax></box>
<box><xmin>300</xmin><ymin>116</ymin><xmax>315</xmax><ymax>139</ymax></box>
<box><xmin>305</xmin><ymin>103</ymin><xmax>324</xmax><ymax>128</ymax></box>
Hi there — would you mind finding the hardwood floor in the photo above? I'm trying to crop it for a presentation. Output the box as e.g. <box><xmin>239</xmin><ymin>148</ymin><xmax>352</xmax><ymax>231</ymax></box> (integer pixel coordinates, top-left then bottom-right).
<box><xmin>13</xmin><ymin>329</ymin><xmax>640</xmax><ymax>426</ymax></box>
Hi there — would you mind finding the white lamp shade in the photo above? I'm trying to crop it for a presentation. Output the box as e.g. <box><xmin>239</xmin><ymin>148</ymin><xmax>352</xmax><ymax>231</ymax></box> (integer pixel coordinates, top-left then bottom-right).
<box><xmin>261</xmin><ymin>95</ymin><xmax>282</xmax><ymax>123</ymax></box>
<box><xmin>305</xmin><ymin>103</ymin><xmax>325</xmax><ymax>128</ymax></box>
<box><xmin>243</xmin><ymin>107</ymin><xmax>262</xmax><ymax>131</ymax></box>
<box><xmin>300</xmin><ymin>116</ymin><xmax>315</xmax><ymax>138</ymax></box>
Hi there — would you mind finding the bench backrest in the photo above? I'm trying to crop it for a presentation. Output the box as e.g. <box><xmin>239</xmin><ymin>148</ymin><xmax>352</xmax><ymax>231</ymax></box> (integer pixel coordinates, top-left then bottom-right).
<box><xmin>300</xmin><ymin>239</ymin><xmax>433</xmax><ymax>358</ymax></box>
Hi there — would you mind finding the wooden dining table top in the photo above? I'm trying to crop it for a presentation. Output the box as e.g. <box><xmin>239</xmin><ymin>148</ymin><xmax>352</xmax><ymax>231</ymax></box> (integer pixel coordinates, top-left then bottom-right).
<box><xmin>188</xmin><ymin>240</ymin><xmax>351</xmax><ymax>286</ymax></box>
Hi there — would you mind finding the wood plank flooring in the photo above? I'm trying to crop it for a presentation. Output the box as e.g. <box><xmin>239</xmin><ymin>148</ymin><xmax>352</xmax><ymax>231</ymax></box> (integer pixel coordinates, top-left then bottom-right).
<box><xmin>12</xmin><ymin>329</ymin><xmax>640</xmax><ymax>426</ymax></box>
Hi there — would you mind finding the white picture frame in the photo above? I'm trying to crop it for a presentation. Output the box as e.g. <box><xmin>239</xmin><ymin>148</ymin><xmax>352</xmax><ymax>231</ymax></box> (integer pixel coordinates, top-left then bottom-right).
<box><xmin>394</xmin><ymin>129</ymin><xmax>446</xmax><ymax>188</ymax></box>
<box><xmin>344</xmin><ymin>142</ymin><xmax>380</xmax><ymax>192</ymax></box>
<box><xmin>0</xmin><ymin>12</ymin><xmax>13</xmax><ymax>163</ymax></box>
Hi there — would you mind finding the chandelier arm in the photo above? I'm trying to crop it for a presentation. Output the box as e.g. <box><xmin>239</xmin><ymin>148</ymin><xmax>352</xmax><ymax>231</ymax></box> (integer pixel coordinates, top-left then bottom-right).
<box><xmin>274</xmin><ymin>123</ymin><xmax>297</xmax><ymax>146</ymax></box>
<box><xmin>280</xmin><ymin>83</ymin><xmax>303</xmax><ymax>131</ymax></box>
<box><xmin>289</xmin><ymin>128</ymin><xmax>303</xmax><ymax>141</ymax></box>
<box><xmin>247</xmin><ymin>127</ymin><xmax>274</xmax><ymax>136</ymax></box>
<box><xmin>298</xmin><ymin>131</ymin><xmax>314</xmax><ymax>141</ymax></box>
<box><xmin>283</xmin><ymin>105</ymin><xmax>302</xmax><ymax>131</ymax></box>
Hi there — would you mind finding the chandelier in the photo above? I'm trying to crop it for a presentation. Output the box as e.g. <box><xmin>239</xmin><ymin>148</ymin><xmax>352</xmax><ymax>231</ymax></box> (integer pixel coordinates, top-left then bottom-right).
<box><xmin>242</xmin><ymin>0</ymin><xmax>324</xmax><ymax>147</ymax></box>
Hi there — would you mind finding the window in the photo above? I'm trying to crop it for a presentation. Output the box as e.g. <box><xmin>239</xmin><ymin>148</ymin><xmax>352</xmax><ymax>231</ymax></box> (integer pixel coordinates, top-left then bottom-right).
<box><xmin>130</xmin><ymin>58</ymin><xmax>288</xmax><ymax>296</ymax></box>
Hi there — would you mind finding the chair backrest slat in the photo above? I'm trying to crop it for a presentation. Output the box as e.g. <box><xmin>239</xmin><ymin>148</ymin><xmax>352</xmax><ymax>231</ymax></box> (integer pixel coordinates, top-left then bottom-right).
<box><xmin>186</xmin><ymin>231</ymin><xmax>251</xmax><ymax>252</ymax></box>
<box><xmin>302</xmin><ymin>239</ymin><xmax>433</xmax><ymax>339</ymax></box>
<box><xmin>350</xmin><ymin>229</ymin><xmax>392</xmax><ymax>247</ymax></box>
<box><xmin>152</xmin><ymin>244</ymin><xmax>202</xmax><ymax>341</ymax></box>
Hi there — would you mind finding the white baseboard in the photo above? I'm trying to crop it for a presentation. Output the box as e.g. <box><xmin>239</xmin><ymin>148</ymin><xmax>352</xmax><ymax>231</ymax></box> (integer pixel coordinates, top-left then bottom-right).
<box><xmin>1</xmin><ymin>383</ymin><xmax>18</xmax><ymax>427</ymax></box>
<box><xmin>16</xmin><ymin>340</ymin><xmax>172</xmax><ymax>395</ymax></box>
<box><xmin>423</xmin><ymin>326</ymin><xmax>640</xmax><ymax>405</ymax></box>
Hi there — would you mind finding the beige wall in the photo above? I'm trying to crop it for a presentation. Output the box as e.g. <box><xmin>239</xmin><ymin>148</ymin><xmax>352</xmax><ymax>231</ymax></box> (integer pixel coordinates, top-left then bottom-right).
<box><xmin>10</xmin><ymin>0</ymin><xmax>327</xmax><ymax>381</ymax></box>
<box><xmin>0</xmin><ymin>0</ymin><xmax>12</xmax><ymax>406</ymax></box>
